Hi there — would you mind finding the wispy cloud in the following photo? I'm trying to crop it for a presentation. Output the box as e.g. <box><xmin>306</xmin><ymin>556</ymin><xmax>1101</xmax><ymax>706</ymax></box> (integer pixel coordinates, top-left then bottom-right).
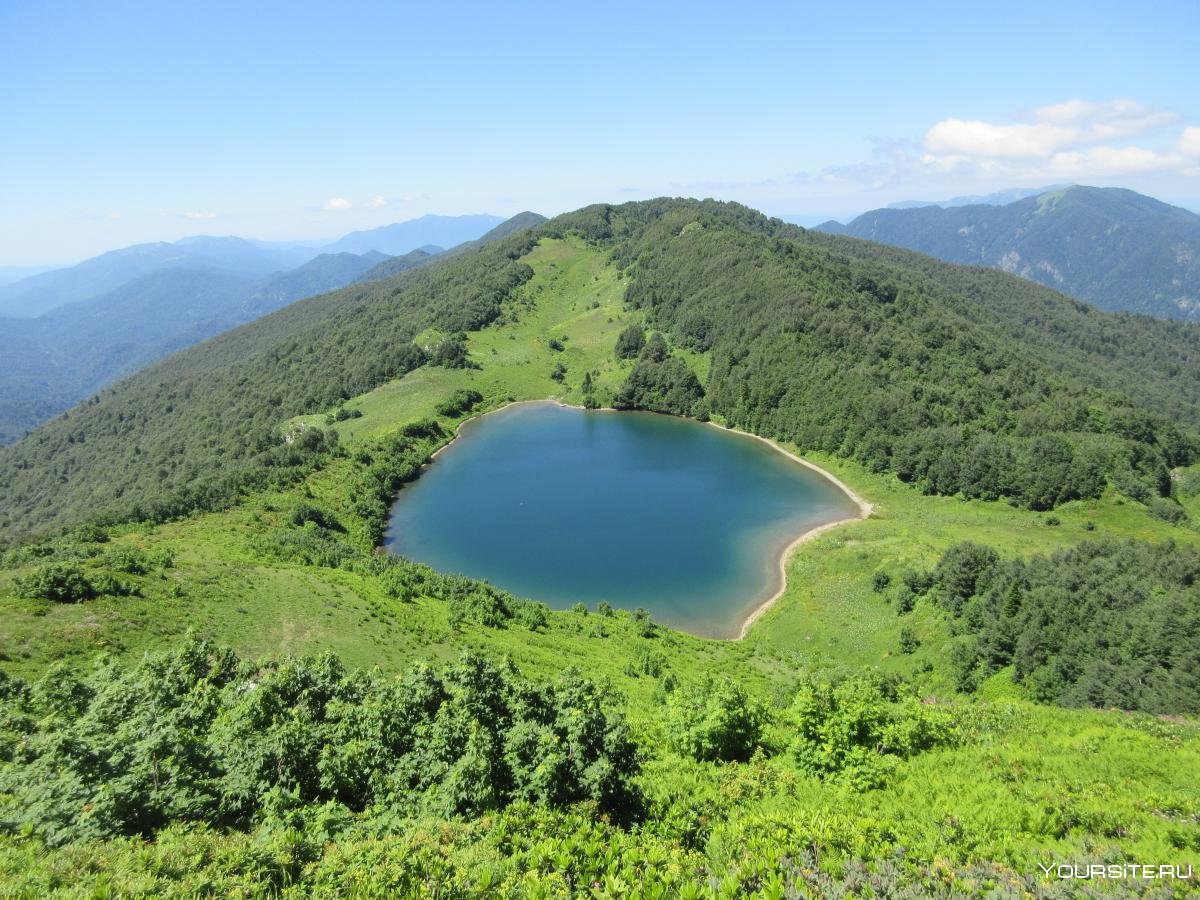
<box><xmin>365</xmin><ymin>195</ymin><xmax>387</xmax><ymax>209</ymax></box>
<box><xmin>182</xmin><ymin>210</ymin><xmax>217</xmax><ymax>220</ymax></box>
<box><xmin>323</xmin><ymin>197</ymin><xmax>353</xmax><ymax>211</ymax></box>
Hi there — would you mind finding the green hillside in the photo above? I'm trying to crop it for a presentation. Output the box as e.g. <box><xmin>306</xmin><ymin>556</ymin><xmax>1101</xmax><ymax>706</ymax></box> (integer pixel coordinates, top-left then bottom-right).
<box><xmin>821</xmin><ymin>185</ymin><xmax>1200</xmax><ymax>320</ymax></box>
<box><xmin>1</xmin><ymin>202</ymin><xmax>1199</xmax><ymax>894</ymax></box>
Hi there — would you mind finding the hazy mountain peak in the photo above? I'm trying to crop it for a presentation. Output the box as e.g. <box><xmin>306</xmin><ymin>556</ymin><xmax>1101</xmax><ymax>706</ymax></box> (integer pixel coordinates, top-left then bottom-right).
<box><xmin>819</xmin><ymin>185</ymin><xmax>1200</xmax><ymax>319</ymax></box>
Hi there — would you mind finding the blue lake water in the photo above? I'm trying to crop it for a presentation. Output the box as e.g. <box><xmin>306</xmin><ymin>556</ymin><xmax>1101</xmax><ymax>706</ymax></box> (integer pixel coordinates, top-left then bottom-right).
<box><xmin>384</xmin><ymin>401</ymin><xmax>859</xmax><ymax>638</ymax></box>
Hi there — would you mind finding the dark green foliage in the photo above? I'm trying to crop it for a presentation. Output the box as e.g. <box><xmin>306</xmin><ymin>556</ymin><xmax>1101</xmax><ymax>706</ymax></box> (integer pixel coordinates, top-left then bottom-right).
<box><xmin>550</xmin><ymin>362</ymin><xmax>566</xmax><ymax>383</ymax></box>
<box><xmin>612</xmin><ymin>353</ymin><xmax>704</xmax><ymax>416</ymax></box>
<box><xmin>0</xmin><ymin>232</ymin><xmax>536</xmax><ymax>544</ymax></box>
<box><xmin>347</xmin><ymin>423</ymin><xmax>444</xmax><ymax>545</ymax></box>
<box><xmin>547</xmin><ymin>337</ymin><xmax>565</xmax><ymax>352</ymax></box>
<box><xmin>13</xmin><ymin>563</ymin><xmax>96</xmax><ymax>603</ymax></box>
<box><xmin>614</xmin><ymin>324</ymin><xmax>645</xmax><ymax>359</ymax></box>
<box><xmin>289</xmin><ymin>503</ymin><xmax>341</xmax><ymax>532</ymax></box>
<box><xmin>324</xmin><ymin>406</ymin><xmax>363</xmax><ymax>424</ymax></box>
<box><xmin>898</xmin><ymin>627</ymin><xmax>920</xmax><ymax>655</ymax></box>
<box><xmin>1148</xmin><ymin>496</ymin><xmax>1189</xmax><ymax>525</ymax></box>
<box><xmin>430</xmin><ymin>333</ymin><xmax>474</xmax><ymax>369</ymax></box>
<box><xmin>929</xmin><ymin>539</ymin><xmax>1200</xmax><ymax>713</ymax></box>
<box><xmin>666</xmin><ymin>678</ymin><xmax>765</xmax><ymax>762</ymax></box>
<box><xmin>791</xmin><ymin>674</ymin><xmax>956</xmax><ymax>789</ymax></box>
<box><xmin>0</xmin><ymin>640</ymin><xmax>641</xmax><ymax>845</ymax></box>
<box><xmin>434</xmin><ymin>389</ymin><xmax>483</xmax><ymax>418</ymax></box>
<box><xmin>930</xmin><ymin>542</ymin><xmax>1000</xmax><ymax>614</ymax></box>
<box><xmin>872</xmin><ymin>571</ymin><xmax>891</xmax><ymax>592</ymax></box>
<box><xmin>580</xmin><ymin>371</ymin><xmax>597</xmax><ymax>409</ymax></box>
<box><xmin>441</xmin><ymin>575</ymin><xmax>517</xmax><ymax>629</ymax></box>
<box><xmin>255</xmin><ymin>524</ymin><xmax>356</xmax><ymax>569</ymax></box>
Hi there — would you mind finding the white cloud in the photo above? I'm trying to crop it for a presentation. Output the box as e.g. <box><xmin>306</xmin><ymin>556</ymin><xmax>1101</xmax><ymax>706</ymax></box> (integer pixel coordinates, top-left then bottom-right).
<box><xmin>925</xmin><ymin>99</ymin><xmax>1178</xmax><ymax>160</ymax></box>
<box><xmin>365</xmin><ymin>195</ymin><xmax>387</xmax><ymax>208</ymax></box>
<box><xmin>916</xmin><ymin>99</ymin><xmax>1196</xmax><ymax>183</ymax></box>
<box><xmin>925</xmin><ymin>119</ymin><xmax>1078</xmax><ymax>159</ymax></box>
<box><xmin>1180</xmin><ymin>127</ymin><xmax>1200</xmax><ymax>158</ymax></box>
<box><xmin>183</xmin><ymin>210</ymin><xmax>217</xmax><ymax>220</ymax></box>
<box><xmin>323</xmin><ymin>197</ymin><xmax>353</xmax><ymax>211</ymax></box>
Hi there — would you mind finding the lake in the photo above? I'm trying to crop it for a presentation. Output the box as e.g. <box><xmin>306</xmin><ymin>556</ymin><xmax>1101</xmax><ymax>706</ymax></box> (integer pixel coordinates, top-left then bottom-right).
<box><xmin>384</xmin><ymin>401</ymin><xmax>861</xmax><ymax>638</ymax></box>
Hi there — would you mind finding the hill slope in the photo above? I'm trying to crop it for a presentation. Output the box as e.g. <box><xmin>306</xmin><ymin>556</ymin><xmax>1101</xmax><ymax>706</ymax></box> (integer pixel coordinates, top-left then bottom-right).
<box><xmin>0</xmin><ymin>199</ymin><xmax>1197</xmax><ymax>544</ymax></box>
<box><xmin>0</xmin><ymin>251</ymin><xmax>397</xmax><ymax>444</ymax></box>
<box><xmin>818</xmin><ymin>185</ymin><xmax>1200</xmax><ymax>319</ymax></box>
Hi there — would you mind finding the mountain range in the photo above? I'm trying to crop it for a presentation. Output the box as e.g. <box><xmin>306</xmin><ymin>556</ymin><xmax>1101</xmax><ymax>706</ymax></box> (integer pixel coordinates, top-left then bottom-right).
<box><xmin>0</xmin><ymin>214</ymin><xmax>538</xmax><ymax>443</ymax></box>
<box><xmin>0</xmin><ymin>198</ymin><xmax>1195</xmax><ymax>544</ymax></box>
<box><xmin>817</xmin><ymin>185</ymin><xmax>1200</xmax><ymax>320</ymax></box>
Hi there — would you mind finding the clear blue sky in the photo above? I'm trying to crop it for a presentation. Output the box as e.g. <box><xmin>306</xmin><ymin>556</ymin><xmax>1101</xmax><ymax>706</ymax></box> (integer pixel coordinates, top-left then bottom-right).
<box><xmin>2</xmin><ymin>0</ymin><xmax>1198</xmax><ymax>265</ymax></box>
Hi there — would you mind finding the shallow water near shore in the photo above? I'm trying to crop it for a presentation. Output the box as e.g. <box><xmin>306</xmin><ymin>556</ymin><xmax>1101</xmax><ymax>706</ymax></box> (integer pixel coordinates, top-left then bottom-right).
<box><xmin>385</xmin><ymin>402</ymin><xmax>859</xmax><ymax>638</ymax></box>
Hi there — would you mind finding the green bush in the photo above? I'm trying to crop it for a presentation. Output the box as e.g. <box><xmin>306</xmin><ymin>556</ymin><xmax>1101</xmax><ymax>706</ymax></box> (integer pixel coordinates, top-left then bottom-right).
<box><xmin>667</xmin><ymin>678</ymin><xmax>765</xmax><ymax>762</ymax></box>
<box><xmin>1148</xmin><ymin>496</ymin><xmax>1188</xmax><ymax>525</ymax></box>
<box><xmin>103</xmin><ymin>547</ymin><xmax>152</xmax><ymax>575</ymax></box>
<box><xmin>0</xmin><ymin>640</ymin><xmax>643</xmax><ymax>845</ymax></box>
<box><xmin>13</xmin><ymin>564</ymin><xmax>96</xmax><ymax>603</ymax></box>
<box><xmin>434</xmin><ymin>389</ymin><xmax>483</xmax><ymax>418</ymax></box>
<box><xmin>791</xmin><ymin>674</ymin><xmax>957</xmax><ymax>790</ymax></box>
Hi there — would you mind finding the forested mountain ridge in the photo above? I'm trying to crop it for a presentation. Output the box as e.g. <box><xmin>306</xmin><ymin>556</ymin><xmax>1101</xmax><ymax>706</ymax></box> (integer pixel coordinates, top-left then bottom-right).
<box><xmin>1</xmin><ymin>198</ymin><xmax>1198</xmax><ymax>545</ymax></box>
<box><xmin>817</xmin><ymin>185</ymin><xmax>1200</xmax><ymax>319</ymax></box>
<box><xmin>0</xmin><ymin>228</ymin><xmax>541</xmax><ymax>543</ymax></box>
<box><xmin>0</xmin><ymin>250</ymin><xmax>407</xmax><ymax>444</ymax></box>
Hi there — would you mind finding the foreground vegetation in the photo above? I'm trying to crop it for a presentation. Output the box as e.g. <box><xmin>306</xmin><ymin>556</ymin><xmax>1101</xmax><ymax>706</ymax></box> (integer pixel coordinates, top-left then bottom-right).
<box><xmin>1</xmin><ymin>210</ymin><xmax>1199</xmax><ymax>894</ymax></box>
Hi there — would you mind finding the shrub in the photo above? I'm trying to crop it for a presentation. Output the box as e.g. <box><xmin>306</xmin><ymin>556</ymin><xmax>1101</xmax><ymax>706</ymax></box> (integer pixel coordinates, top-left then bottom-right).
<box><xmin>430</xmin><ymin>333</ymin><xmax>473</xmax><ymax>369</ymax></box>
<box><xmin>1148</xmin><ymin>497</ymin><xmax>1188</xmax><ymax>525</ymax></box>
<box><xmin>872</xmin><ymin>571</ymin><xmax>891</xmax><ymax>593</ymax></box>
<box><xmin>0</xmin><ymin>641</ymin><xmax>643</xmax><ymax>844</ymax></box>
<box><xmin>434</xmin><ymin>389</ymin><xmax>483</xmax><ymax>418</ymax></box>
<box><xmin>790</xmin><ymin>674</ymin><xmax>956</xmax><ymax>790</ymax></box>
<box><xmin>14</xmin><ymin>564</ymin><xmax>96</xmax><ymax>603</ymax></box>
<box><xmin>667</xmin><ymin>678</ymin><xmax>765</xmax><ymax>762</ymax></box>
<box><xmin>104</xmin><ymin>547</ymin><xmax>152</xmax><ymax>575</ymax></box>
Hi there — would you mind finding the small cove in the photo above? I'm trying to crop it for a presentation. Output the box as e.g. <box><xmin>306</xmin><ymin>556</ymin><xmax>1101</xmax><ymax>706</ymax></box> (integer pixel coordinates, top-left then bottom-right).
<box><xmin>384</xmin><ymin>401</ymin><xmax>862</xmax><ymax>638</ymax></box>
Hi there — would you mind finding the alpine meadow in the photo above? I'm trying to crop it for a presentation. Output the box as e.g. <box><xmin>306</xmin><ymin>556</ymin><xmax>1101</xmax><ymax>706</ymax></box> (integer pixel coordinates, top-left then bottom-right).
<box><xmin>3</xmin><ymin>4</ymin><xmax>1200</xmax><ymax>896</ymax></box>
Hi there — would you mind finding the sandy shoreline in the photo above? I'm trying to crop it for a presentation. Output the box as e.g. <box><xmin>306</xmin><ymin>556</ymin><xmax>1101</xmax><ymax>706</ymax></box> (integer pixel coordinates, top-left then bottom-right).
<box><xmin>412</xmin><ymin>397</ymin><xmax>872</xmax><ymax>640</ymax></box>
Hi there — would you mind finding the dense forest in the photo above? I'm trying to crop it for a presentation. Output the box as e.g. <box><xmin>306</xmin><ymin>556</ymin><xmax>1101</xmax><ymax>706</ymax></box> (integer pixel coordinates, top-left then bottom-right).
<box><xmin>900</xmin><ymin>538</ymin><xmax>1200</xmax><ymax>713</ymax></box>
<box><xmin>3</xmin><ymin>198</ymin><xmax>1199</xmax><ymax>543</ymax></box>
